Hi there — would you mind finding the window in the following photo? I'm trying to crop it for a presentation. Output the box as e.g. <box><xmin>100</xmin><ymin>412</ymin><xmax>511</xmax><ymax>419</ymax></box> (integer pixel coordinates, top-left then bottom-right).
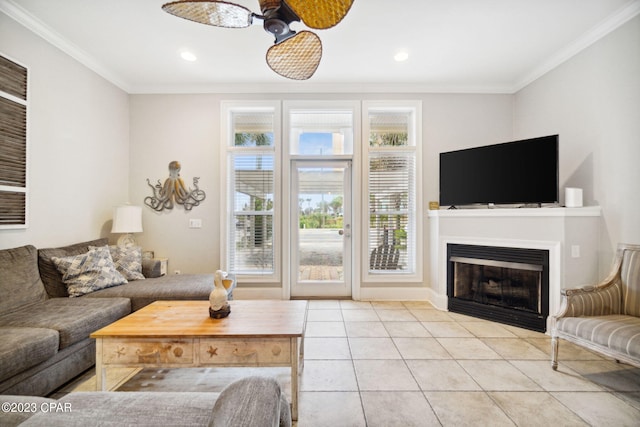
<box><xmin>0</xmin><ymin>54</ymin><xmax>28</xmax><ymax>228</ymax></box>
<box><xmin>222</xmin><ymin>103</ymin><xmax>280</xmax><ymax>280</ymax></box>
<box><xmin>364</xmin><ymin>102</ymin><xmax>422</xmax><ymax>280</ymax></box>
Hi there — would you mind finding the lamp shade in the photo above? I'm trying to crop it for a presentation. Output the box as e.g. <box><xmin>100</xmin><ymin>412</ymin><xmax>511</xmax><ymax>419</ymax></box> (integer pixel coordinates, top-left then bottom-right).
<box><xmin>111</xmin><ymin>205</ymin><xmax>143</xmax><ymax>233</ymax></box>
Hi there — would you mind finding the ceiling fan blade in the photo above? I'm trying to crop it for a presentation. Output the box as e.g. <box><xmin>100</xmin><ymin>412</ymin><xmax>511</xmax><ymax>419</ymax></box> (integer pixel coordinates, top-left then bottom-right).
<box><xmin>283</xmin><ymin>0</ymin><xmax>354</xmax><ymax>29</ymax></box>
<box><xmin>266</xmin><ymin>31</ymin><xmax>322</xmax><ymax>80</ymax></box>
<box><xmin>162</xmin><ymin>1</ymin><xmax>253</xmax><ymax>28</ymax></box>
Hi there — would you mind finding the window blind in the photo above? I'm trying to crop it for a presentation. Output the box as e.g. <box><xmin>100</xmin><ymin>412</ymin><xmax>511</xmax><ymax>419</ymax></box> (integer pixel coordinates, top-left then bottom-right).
<box><xmin>0</xmin><ymin>54</ymin><xmax>28</xmax><ymax>227</ymax></box>
<box><xmin>368</xmin><ymin>152</ymin><xmax>416</xmax><ymax>273</ymax></box>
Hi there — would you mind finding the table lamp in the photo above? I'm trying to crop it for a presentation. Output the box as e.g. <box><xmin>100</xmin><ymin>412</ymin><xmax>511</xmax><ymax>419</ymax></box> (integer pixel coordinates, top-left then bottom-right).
<box><xmin>111</xmin><ymin>205</ymin><xmax>143</xmax><ymax>246</ymax></box>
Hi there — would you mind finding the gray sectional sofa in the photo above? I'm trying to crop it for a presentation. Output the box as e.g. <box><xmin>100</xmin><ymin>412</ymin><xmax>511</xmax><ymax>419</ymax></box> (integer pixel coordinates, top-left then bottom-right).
<box><xmin>0</xmin><ymin>238</ymin><xmax>215</xmax><ymax>397</ymax></box>
<box><xmin>1</xmin><ymin>376</ymin><xmax>291</xmax><ymax>426</ymax></box>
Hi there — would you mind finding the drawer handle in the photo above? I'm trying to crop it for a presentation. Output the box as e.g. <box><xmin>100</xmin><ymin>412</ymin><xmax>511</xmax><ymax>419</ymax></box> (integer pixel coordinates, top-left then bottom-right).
<box><xmin>136</xmin><ymin>349</ymin><xmax>160</xmax><ymax>358</ymax></box>
<box><xmin>232</xmin><ymin>348</ymin><xmax>257</xmax><ymax>358</ymax></box>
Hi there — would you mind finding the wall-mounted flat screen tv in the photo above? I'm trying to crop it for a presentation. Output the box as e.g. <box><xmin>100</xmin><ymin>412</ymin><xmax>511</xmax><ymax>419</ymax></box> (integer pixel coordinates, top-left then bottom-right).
<box><xmin>439</xmin><ymin>135</ymin><xmax>559</xmax><ymax>207</ymax></box>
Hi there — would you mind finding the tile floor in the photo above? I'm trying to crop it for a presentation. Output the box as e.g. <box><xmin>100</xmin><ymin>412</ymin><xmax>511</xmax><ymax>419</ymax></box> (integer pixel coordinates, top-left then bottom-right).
<box><xmin>55</xmin><ymin>300</ymin><xmax>640</xmax><ymax>426</ymax></box>
<box><xmin>297</xmin><ymin>300</ymin><xmax>640</xmax><ymax>426</ymax></box>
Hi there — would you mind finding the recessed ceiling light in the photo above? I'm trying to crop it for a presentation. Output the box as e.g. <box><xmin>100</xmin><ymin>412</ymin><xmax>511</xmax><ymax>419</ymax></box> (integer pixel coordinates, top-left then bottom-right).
<box><xmin>180</xmin><ymin>51</ymin><xmax>197</xmax><ymax>62</ymax></box>
<box><xmin>394</xmin><ymin>51</ymin><xmax>409</xmax><ymax>62</ymax></box>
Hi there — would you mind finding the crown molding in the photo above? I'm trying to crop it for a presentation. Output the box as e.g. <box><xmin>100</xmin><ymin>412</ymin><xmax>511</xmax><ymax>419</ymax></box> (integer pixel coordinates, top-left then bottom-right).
<box><xmin>0</xmin><ymin>0</ymin><xmax>131</xmax><ymax>93</ymax></box>
<box><xmin>513</xmin><ymin>0</ymin><xmax>640</xmax><ymax>92</ymax></box>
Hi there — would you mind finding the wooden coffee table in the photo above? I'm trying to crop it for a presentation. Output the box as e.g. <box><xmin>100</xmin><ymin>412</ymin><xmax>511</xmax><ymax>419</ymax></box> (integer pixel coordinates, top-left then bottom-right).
<box><xmin>91</xmin><ymin>300</ymin><xmax>308</xmax><ymax>420</ymax></box>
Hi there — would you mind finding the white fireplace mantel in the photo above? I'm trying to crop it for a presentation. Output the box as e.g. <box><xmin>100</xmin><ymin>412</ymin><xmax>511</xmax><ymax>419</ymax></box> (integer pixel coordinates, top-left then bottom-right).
<box><xmin>427</xmin><ymin>206</ymin><xmax>601</xmax><ymax>331</ymax></box>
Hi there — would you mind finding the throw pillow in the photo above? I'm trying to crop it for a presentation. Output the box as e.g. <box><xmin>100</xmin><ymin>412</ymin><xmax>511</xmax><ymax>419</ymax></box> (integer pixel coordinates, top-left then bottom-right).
<box><xmin>90</xmin><ymin>245</ymin><xmax>145</xmax><ymax>281</ymax></box>
<box><xmin>51</xmin><ymin>246</ymin><xmax>127</xmax><ymax>297</ymax></box>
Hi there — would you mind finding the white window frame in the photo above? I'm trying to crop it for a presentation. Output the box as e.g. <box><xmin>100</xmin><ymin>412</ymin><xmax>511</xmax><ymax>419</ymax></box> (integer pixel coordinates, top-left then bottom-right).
<box><xmin>220</xmin><ymin>101</ymin><xmax>282</xmax><ymax>283</ymax></box>
<box><xmin>362</xmin><ymin>100</ymin><xmax>423</xmax><ymax>283</ymax></box>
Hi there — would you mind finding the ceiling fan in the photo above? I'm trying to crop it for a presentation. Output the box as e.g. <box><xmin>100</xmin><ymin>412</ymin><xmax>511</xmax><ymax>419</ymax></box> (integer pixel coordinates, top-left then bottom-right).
<box><xmin>162</xmin><ymin>0</ymin><xmax>355</xmax><ymax>80</ymax></box>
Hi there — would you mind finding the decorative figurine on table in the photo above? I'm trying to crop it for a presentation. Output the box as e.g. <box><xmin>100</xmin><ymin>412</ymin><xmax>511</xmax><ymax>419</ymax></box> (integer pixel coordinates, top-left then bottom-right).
<box><xmin>209</xmin><ymin>270</ymin><xmax>231</xmax><ymax>319</ymax></box>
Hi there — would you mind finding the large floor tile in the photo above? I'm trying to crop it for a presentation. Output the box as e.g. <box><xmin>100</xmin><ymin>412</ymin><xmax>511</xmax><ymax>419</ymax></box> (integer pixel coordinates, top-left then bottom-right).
<box><xmin>489</xmin><ymin>391</ymin><xmax>588</xmax><ymax>427</ymax></box>
<box><xmin>437</xmin><ymin>338</ymin><xmax>501</xmax><ymax>359</ymax></box>
<box><xmin>340</xmin><ymin>300</ymin><xmax>373</xmax><ymax>309</ymax></box>
<box><xmin>384</xmin><ymin>321</ymin><xmax>432</xmax><ymax>337</ymax></box>
<box><xmin>393</xmin><ymin>337</ymin><xmax>451</xmax><ymax>359</ymax></box>
<box><xmin>349</xmin><ymin>337</ymin><xmax>402</xmax><ymax>359</ymax></box>
<box><xmin>409</xmin><ymin>309</ymin><xmax>455</xmax><ymax>322</ymax></box>
<box><xmin>424</xmin><ymin>391</ymin><xmax>515</xmax><ymax>426</ymax></box>
<box><xmin>308</xmin><ymin>300</ymin><xmax>341</xmax><ymax>309</ymax></box>
<box><xmin>482</xmin><ymin>337</ymin><xmax>549</xmax><ymax>360</ymax></box>
<box><xmin>353</xmin><ymin>360</ymin><xmax>419</xmax><ymax>391</ymax></box>
<box><xmin>510</xmin><ymin>360</ymin><xmax>602</xmax><ymax>392</ymax></box>
<box><xmin>300</xmin><ymin>360</ymin><xmax>358</xmax><ymax>391</ymax></box>
<box><xmin>406</xmin><ymin>360</ymin><xmax>481</xmax><ymax>391</ymax></box>
<box><xmin>342</xmin><ymin>309</ymin><xmax>380</xmax><ymax>322</ymax></box>
<box><xmin>305</xmin><ymin>321</ymin><xmax>346</xmax><ymax>337</ymax></box>
<box><xmin>421</xmin><ymin>321</ymin><xmax>474</xmax><ymax>338</ymax></box>
<box><xmin>370</xmin><ymin>301</ymin><xmax>407</xmax><ymax>309</ymax></box>
<box><xmin>361</xmin><ymin>391</ymin><xmax>440</xmax><ymax>426</ymax></box>
<box><xmin>457</xmin><ymin>360</ymin><xmax>543</xmax><ymax>391</ymax></box>
<box><xmin>298</xmin><ymin>392</ymin><xmax>366</xmax><ymax>427</ymax></box>
<box><xmin>526</xmin><ymin>337</ymin><xmax>603</xmax><ymax>361</ymax></box>
<box><xmin>375</xmin><ymin>308</ymin><xmax>417</xmax><ymax>321</ymax></box>
<box><xmin>306</xmin><ymin>309</ymin><xmax>343</xmax><ymax>322</ymax></box>
<box><xmin>552</xmin><ymin>391</ymin><xmax>640</xmax><ymax>426</ymax></box>
<box><xmin>459</xmin><ymin>321</ymin><xmax>518</xmax><ymax>338</ymax></box>
<box><xmin>304</xmin><ymin>337</ymin><xmax>352</xmax><ymax>360</ymax></box>
<box><xmin>345</xmin><ymin>321</ymin><xmax>389</xmax><ymax>337</ymax></box>
<box><xmin>563</xmin><ymin>360</ymin><xmax>640</xmax><ymax>392</ymax></box>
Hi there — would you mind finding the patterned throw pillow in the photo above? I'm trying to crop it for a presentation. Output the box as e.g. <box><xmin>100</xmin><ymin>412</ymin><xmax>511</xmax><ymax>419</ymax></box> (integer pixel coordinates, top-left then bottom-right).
<box><xmin>51</xmin><ymin>246</ymin><xmax>127</xmax><ymax>297</ymax></box>
<box><xmin>90</xmin><ymin>245</ymin><xmax>145</xmax><ymax>281</ymax></box>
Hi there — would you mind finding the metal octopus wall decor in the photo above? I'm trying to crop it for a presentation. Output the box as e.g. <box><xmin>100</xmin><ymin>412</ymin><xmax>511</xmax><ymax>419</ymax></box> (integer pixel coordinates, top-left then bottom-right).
<box><xmin>144</xmin><ymin>161</ymin><xmax>206</xmax><ymax>211</ymax></box>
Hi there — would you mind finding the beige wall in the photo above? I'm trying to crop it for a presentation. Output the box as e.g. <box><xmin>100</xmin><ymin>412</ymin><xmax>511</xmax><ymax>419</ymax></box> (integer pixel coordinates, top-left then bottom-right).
<box><xmin>0</xmin><ymin>13</ymin><xmax>130</xmax><ymax>250</ymax></box>
<box><xmin>129</xmin><ymin>93</ymin><xmax>513</xmax><ymax>283</ymax></box>
<box><xmin>513</xmin><ymin>15</ymin><xmax>640</xmax><ymax>269</ymax></box>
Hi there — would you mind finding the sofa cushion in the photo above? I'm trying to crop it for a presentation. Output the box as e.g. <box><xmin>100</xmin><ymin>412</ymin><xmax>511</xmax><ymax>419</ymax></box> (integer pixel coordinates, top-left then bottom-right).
<box><xmin>621</xmin><ymin>248</ymin><xmax>640</xmax><ymax>316</ymax></box>
<box><xmin>85</xmin><ymin>273</ymin><xmax>214</xmax><ymax>311</ymax></box>
<box><xmin>0</xmin><ymin>327</ymin><xmax>59</xmax><ymax>383</ymax></box>
<box><xmin>211</xmin><ymin>376</ymin><xmax>290</xmax><ymax>427</ymax></box>
<box><xmin>0</xmin><ymin>395</ymin><xmax>57</xmax><ymax>426</ymax></box>
<box><xmin>38</xmin><ymin>238</ymin><xmax>109</xmax><ymax>298</ymax></box>
<box><xmin>106</xmin><ymin>245</ymin><xmax>145</xmax><ymax>281</ymax></box>
<box><xmin>0</xmin><ymin>245</ymin><xmax>47</xmax><ymax>314</ymax></box>
<box><xmin>0</xmin><ymin>298</ymin><xmax>131</xmax><ymax>349</ymax></box>
<box><xmin>51</xmin><ymin>246</ymin><xmax>127</xmax><ymax>297</ymax></box>
<box><xmin>556</xmin><ymin>314</ymin><xmax>640</xmax><ymax>360</ymax></box>
<box><xmin>18</xmin><ymin>392</ymin><xmax>218</xmax><ymax>426</ymax></box>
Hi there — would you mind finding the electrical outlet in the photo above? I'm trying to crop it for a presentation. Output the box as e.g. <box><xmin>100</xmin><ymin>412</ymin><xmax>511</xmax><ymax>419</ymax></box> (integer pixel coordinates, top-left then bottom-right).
<box><xmin>174</xmin><ymin>270</ymin><xmax>181</xmax><ymax>275</ymax></box>
<box><xmin>189</xmin><ymin>218</ymin><xmax>202</xmax><ymax>229</ymax></box>
<box><xmin>571</xmin><ymin>245</ymin><xmax>580</xmax><ymax>258</ymax></box>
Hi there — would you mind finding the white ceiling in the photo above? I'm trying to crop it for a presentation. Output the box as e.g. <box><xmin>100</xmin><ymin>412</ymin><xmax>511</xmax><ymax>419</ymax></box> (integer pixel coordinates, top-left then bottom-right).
<box><xmin>2</xmin><ymin>0</ymin><xmax>638</xmax><ymax>94</ymax></box>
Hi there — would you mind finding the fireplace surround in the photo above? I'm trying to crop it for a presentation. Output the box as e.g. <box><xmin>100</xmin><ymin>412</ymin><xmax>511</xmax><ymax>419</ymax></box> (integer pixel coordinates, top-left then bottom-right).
<box><xmin>447</xmin><ymin>243</ymin><xmax>549</xmax><ymax>332</ymax></box>
<box><xmin>428</xmin><ymin>206</ymin><xmax>602</xmax><ymax>333</ymax></box>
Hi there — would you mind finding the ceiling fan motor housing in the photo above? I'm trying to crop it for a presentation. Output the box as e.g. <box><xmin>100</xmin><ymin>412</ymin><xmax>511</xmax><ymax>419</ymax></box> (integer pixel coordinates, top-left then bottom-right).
<box><xmin>260</xmin><ymin>0</ymin><xmax>300</xmax><ymax>42</ymax></box>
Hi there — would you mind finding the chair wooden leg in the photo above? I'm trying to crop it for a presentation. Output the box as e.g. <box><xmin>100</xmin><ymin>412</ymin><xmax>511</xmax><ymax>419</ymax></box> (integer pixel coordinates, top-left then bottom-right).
<box><xmin>551</xmin><ymin>336</ymin><xmax>559</xmax><ymax>370</ymax></box>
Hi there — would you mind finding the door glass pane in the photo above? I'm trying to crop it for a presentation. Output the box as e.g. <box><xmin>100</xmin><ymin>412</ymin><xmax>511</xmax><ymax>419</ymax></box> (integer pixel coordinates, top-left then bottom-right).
<box><xmin>297</xmin><ymin>166</ymin><xmax>345</xmax><ymax>282</ymax></box>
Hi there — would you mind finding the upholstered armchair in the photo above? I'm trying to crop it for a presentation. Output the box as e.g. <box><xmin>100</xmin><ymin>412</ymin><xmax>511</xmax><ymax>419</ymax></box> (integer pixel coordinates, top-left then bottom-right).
<box><xmin>551</xmin><ymin>243</ymin><xmax>640</xmax><ymax>370</ymax></box>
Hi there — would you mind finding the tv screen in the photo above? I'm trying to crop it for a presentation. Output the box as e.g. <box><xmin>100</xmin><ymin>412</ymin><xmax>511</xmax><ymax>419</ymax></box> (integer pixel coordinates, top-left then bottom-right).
<box><xmin>439</xmin><ymin>135</ymin><xmax>559</xmax><ymax>207</ymax></box>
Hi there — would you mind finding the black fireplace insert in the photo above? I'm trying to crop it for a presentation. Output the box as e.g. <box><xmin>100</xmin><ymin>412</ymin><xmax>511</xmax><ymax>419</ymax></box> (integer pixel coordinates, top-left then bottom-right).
<box><xmin>447</xmin><ymin>244</ymin><xmax>549</xmax><ymax>332</ymax></box>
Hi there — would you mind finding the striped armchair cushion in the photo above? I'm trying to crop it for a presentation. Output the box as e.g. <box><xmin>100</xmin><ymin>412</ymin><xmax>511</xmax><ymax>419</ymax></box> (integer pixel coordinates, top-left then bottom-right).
<box><xmin>564</xmin><ymin>281</ymin><xmax>623</xmax><ymax>317</ymax></box>
<box><xmin>621</xmin><ymin>248</ymin><xmax>640</xmax><ymax>316</ymax></box>
<box><xmin>556</xmin><ymin>315</ymin><xmax>640</xmax><ymax>360</ymax></box>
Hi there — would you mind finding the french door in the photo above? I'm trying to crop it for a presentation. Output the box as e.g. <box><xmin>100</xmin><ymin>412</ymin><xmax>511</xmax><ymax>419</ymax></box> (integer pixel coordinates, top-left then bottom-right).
<box><xmin>290</xmin><ymin>160</ymin><xmax>352</xmax><ymax>297</ymax></box>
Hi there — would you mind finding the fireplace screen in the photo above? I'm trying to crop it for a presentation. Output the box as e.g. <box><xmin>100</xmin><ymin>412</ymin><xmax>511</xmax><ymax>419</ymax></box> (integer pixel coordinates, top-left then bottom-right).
<box><xmin>452</xmin><ymin>257</ymin><xmax>542</xmax><ymax>314</ymax></box>
<box><xmin>446</xmin><ymin>244</ymin><xmax>549</xmax><ymax>332</ymax></box>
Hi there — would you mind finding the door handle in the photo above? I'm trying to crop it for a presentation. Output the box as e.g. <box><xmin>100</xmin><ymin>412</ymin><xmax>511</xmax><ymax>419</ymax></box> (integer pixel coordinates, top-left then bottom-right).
<box><xmin>338</xmin><ymin>229</ymin><xmax>344</xmax><ymax>235</ymax></box>
<box><xmin>339</xmin><ymin>230</ymin><xmax>351</xmax><ymax>237</ymax></box>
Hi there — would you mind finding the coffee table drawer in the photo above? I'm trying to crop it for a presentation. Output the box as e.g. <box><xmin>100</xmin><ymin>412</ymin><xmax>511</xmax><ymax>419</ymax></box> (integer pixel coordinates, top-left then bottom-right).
<box><xmin>100</xmin><ymin>339</ymin><xmax>194</xmax><ymax>365</ymax></box>
<box><xmin>199</xmin><ymin>338</ymin><xmax>290</xmax><ymax>365</ymax></box>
